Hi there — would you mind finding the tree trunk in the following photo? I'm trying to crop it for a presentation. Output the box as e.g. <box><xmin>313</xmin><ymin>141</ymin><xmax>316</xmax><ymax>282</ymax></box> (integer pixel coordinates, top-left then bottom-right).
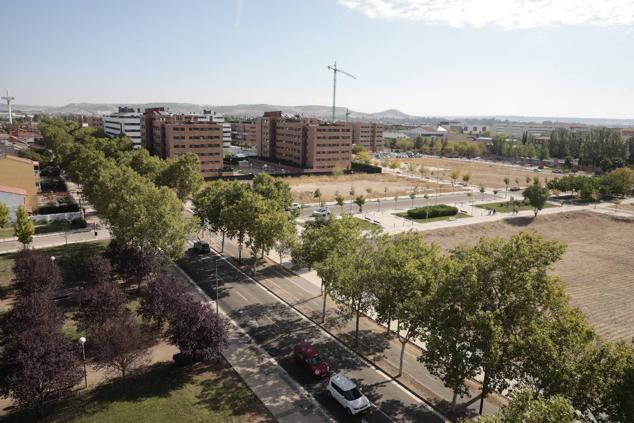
<box><xmin>238</xmin><ymin>243</ymin><xmax>242</xmax><ymax>263</ymax></box>
<box><xmin>398</xmin><ymin>339</ymin><xmax>406</xmax><ymax>377</ymax></box>
<box><xmin>221</xmin><ymin>231</ymin><xmax>225</xmax><ymax>252</ymax></box>
<box><xmin>479</xmin><ymin>371</ymin><xmax>489</xmax><ymax>415</ymax></box>
<box><xmin>253</xmin><ymin>250</ymin><xmax>258</xmax><ymax>275</ymax></box>
<box><xmin>385</xmin><ymin>313</ymin><xmax>392</xmax><ymax>336</ymax></box>
<box><xmin>355</xmin><ymin>309</ymin><xmax>360</xmax><ymax>346</ymax></box>
<box><xmin>451</xmin><ymin>391</ymin><xmax>457</xmax><ymax>412</ymax></box>
<box><xmin>321</xmin><ymin>291</ymin><xmax>327</xmax><ymax>323</ymax></box>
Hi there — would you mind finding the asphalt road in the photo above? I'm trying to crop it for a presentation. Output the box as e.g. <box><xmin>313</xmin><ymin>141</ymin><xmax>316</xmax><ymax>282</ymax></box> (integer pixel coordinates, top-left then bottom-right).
<box><xmin>299</xmin><ymin>192</ymin><xmax>498</xmax><ymax>218</ymax></box>
<box><xmin>178</xmin><ymin>250</ymin><xmax>447</xmax><ymax>423</ymax></box>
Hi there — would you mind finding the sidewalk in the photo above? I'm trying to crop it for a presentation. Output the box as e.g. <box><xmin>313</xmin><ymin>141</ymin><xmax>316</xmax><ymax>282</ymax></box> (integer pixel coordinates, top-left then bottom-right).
<box><xmin>0</xmin><ymin>228</ymin><xmax>111</xmax><ymax>254</ymax></box>
<box><xmin>204</xmin><ymin>232</ymin><xmax>504</xmax><ymax>419</ymax></box>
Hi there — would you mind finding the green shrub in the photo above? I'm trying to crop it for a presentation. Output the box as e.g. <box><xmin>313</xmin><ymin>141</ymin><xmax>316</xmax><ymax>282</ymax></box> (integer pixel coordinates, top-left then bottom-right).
<box><xmin>70</xmin><ymin>217</ymin><xmax>87</xmax><ymax>229</ymax></box>
<box><xmin>407</xmin><ymin>205</ymin><xmax>458</xmax><ymax>219</ymax></box>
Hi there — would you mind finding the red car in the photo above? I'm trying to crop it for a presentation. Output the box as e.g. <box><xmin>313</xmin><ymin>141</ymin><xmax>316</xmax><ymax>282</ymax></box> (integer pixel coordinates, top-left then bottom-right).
<box><xmin>294</xmin><ymin>343</ymin><xmax>330</xmax><ymax>377</ymax></box>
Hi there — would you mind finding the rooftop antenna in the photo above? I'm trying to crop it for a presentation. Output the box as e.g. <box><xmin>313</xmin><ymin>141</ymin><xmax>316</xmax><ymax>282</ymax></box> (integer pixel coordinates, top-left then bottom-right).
<box><xmin>2</xmin><ymin>90</ymin><xmax>15</xmax><ymax>125</ymax></box>
<box><xmin>327</xmin><ymin>61</ymin><xmax>356</xmax><ymax>122</ymax></box>
<box><xmin>345</xmin><ymin>108</ymin><xmax>351</xmax><ymax>123</ymax></box>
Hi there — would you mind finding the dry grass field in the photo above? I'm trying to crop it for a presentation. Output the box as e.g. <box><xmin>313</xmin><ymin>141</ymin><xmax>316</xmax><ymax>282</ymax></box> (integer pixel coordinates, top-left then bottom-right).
<box><xmin>420</xmin><ymin>211</ymin><xmax>634</xmax><ymax>342</ymax></box>
<box><xmin>288</xmin><ymin>173</ymin><xmax>457</xmax><ymax>203</ymax></box>
<box><xmin>400</xmin><ymin>156</ymin><xmax>553</xmax><ymax>189</ymax></box>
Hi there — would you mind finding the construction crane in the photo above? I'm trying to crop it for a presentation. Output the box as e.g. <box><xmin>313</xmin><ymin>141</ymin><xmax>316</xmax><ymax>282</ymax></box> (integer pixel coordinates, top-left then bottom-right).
<box><xmin>2</xmin><ymin>90</ymin><xmax>15</xmax><ymax>125</ymax></box>
<box><xmin>327</xmin><ymin>61</ymin><xmax>356</xmax><ymax>122</ymax></box>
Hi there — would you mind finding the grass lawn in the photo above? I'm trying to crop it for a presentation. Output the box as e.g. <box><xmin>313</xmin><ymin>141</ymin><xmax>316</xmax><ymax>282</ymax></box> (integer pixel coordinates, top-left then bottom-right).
<box><xmin>351</xmin><ymin>216</ymin><xmax>382</xmax><ymax>230</ymax></box>
<box><xmin>395</xmin><ymin>211</ymin><xmax>471</xmax><ymax>223</ymax></box>
<box><xmin>2</xmin><ymin>360</ymin><xmax>273</xmax><ymax>423</ymax></box>
<box><xmin>475</xmin><ymin>200</ymin><xmax>557</xmax><ymax>213</ymax></box>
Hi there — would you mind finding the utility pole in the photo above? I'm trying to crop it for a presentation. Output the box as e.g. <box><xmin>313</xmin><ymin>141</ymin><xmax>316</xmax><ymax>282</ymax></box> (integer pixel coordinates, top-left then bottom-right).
<box><xmin>345</xmin><ymin>108</ymin><xmax>351</xmax><ymax>123</ymax></box>
<box><xmin>2</xmin><ymin>90</ymin><xmax>15</xmax><ymax>125</ymax></box>
<box><xmin>327</xmin><ymin>62</ymin><xmax>356</xmax><ymax>122</ymax></box>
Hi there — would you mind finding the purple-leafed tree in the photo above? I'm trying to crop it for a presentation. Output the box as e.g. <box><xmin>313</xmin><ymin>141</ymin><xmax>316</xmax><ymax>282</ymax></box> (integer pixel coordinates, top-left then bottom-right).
<box><xmin>2</xmin><ymin>293</ymin><xmax>63</xmax><ymax>338</ymax></box>
<box><xmin>89</xmin><ymin>313</ymin><xmax>150</xmax><ymax>386</ymax></box>
<box><xmin>166</xmin><ymin>299</ymin><xmax>228</xmax><ymax>362</ymax></box>
<box><xmin>0</xmin><ymin>314</ymin><xmax>82</xmax><ymax>408</ymax></box>
<box><xmin>108</xmin><ymin>241</ymin><xmax>161</xmax><ymax>292</ymax></box>
<box><xmin>12</xmin><ymin>250</ymin><xmax>62</xmax><ymax>297</ymax></box>
<box><xmin>80</xmin><ymin>254</ymin><xmax>113</xmax><ymax>287</ymax></box>
<box><xmin>139</xmin><ymin>273</ymin><xmax>187</xmax><ymax>330</ymax></box>
<box><xmin>76</xmin><ymin>281</ymin><xmax>127</xmax><ymax>331</ymax></box>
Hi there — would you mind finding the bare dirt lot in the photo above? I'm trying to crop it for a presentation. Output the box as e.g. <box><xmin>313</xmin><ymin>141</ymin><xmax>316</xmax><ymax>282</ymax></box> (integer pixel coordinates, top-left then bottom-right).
<box><xmin>400</xmin><ymin>156</ymin><xmax>554</xmax><ymax>189</ymax></box>
<box><xmin>288</xmin><ymin>173</ymin><xmax>457</xmax><ymax>203</ymax></box>
<box><xmin>420</xmin><ymin>211</ymin><xmax>634</xmax><ymax>342</ymax></box>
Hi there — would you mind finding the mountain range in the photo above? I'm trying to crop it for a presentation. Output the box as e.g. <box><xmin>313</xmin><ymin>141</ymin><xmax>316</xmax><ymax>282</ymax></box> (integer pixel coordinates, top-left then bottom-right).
<box><xmin>2</xmin><ymin>103</ymin><xmax>633</xmax><ymax>127</ymax></box>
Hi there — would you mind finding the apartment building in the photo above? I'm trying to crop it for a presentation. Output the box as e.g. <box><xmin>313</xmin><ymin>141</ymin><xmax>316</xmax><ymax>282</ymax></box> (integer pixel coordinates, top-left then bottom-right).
<box><xmin>140</xmin><ymin>110</ymin><xmax>223</xmax><ymax>178</ymax></box>
<box><xmin>255</xmin><ymin>111</ymin><xmax>282</xmax><ymax>160</ymax></box>
<box><xmin>231</xmin><ymin>122</ymin><xmax>257</xmax><ymax>147</ymax></box>
<box><xmin>102</xmin><ymin>107</ymin><xmax>142</xmax><ymax>148</ymax></box>
<box><xmin>348</xmin><ymin>122</ymin><xmax>383</xmax><ymax>151</ymax></box>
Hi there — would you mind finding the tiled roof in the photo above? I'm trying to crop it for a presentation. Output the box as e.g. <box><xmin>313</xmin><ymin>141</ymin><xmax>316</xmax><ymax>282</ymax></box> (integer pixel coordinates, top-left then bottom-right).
<box><xmin>0</xmin><ymin>185</ymin><xmax>28</xmax><ymax>196</ymax></box>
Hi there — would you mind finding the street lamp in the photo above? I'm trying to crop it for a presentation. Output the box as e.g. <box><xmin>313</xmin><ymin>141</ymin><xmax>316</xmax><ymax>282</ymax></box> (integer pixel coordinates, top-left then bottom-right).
<box><xmin>214</xmin><ymin>256</ymin><xmax>229</xmax><ymax>314</ymax></box>
<box><xmin>79</xmin><ymin>336</ymin><xmax>87</xmax><ymax>388</ymax></box>
<box><xmin>50</xmin><ymin>256</ymin><xmax>55</xmax><ymax>265</ymax></box>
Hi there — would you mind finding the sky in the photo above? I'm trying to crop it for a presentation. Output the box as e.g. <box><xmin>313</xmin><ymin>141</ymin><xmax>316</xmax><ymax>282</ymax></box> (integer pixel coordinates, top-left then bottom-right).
<box><xmin>1</xmin><ymin>0</ymin><xmax>634</xmax><ymax>118</ymax></box>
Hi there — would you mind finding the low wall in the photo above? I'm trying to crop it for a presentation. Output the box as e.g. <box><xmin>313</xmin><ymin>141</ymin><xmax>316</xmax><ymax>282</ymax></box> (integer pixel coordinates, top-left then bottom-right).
<box><xmin>30</xmin><ymin>211</ymin><xmax>82</xmax><ymax>224</ymax></box>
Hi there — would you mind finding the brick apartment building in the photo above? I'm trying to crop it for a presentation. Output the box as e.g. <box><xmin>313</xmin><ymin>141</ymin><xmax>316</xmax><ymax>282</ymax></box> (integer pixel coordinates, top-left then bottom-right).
<box><xmin>140</xmin><ymin>109</ymin><xmax>223</xmax><ymax>178</ymax></box>
<box><xmin>347</xmin><ymin>122</ymin><xmax>383</xmax><ymax>151</ymax></box>
<box><xmin>251</xmin><ymin>112</ymin><xmax>353</xmax><ymax>173</ymax></box>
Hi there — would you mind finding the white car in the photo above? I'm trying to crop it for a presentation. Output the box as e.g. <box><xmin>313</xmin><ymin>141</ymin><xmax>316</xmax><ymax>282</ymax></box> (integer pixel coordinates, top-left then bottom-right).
<box><xmin>311</xmin><ymin>208</ymin><xmax>331</xmax><ymax>219</ymax></box>
<box><xmin>288</xmin><ymin>203</ymin><xmax>301</xmax><ymax>211</ymax></box>
<box><xmin>326</xmin><ymin>373</ymin><xmax>371</xmax><ymax>415</ymax></box>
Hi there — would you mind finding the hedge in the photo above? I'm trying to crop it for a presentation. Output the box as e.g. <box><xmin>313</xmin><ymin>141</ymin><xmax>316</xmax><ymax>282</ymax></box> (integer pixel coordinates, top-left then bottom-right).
<box><xmin>407</xmin><ymin>204</ymin><xmax>458</xmax><ymax>219</ymax></box>
<box><xmin>351</xmin><ymin>162</ymin><xmax>382</xmax><ymax>174</ymax></box>
<box><xmin>37</xmin><ymin>203</ymin><xmax>79</xmax><ymax>214</ymax></box>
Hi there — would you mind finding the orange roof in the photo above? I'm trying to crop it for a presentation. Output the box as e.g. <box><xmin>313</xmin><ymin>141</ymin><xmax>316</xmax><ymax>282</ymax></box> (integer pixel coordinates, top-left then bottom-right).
<box><xmin>1</xmin><ymin>154</ymin><xmax>36</xmax><ymax>165</ymax></box>
<box><xmin>0</xmin><ymin>185</ymin><xmax>28</xmax><ymax>196</ymax></box>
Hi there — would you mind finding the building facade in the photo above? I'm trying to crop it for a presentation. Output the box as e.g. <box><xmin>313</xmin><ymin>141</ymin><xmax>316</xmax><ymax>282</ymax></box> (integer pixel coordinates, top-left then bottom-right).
<box><xmin>348</xmin><ymin>122</ymin><xmax>383</xmax><ymax>151</ymax></box>
<box><xmin>141</xmin><ymin>110</ymin><xmax>224</xmax><ymax>178</ymax></box>
<box><xmin>492</xmin><ymin>122</ymin><xmax>554</xmax><ymax>138</ymax></box>
<box><xmin>231</xmin><ymin>122</ymin><xmax>257</xmax><ymax>147</ymax></box>
<box><xmin>0</xmin><ymin>154</ymin><xmax>39</xmax><ymax>212</ymax></box>
<box><xmin>102</xmin><ymin>107</ymin><xmax>142</xmax><ymax>148</ymax></box>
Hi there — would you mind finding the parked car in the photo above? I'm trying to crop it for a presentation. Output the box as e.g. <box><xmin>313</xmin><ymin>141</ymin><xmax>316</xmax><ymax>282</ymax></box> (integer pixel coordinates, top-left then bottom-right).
<box><xmin>326</xmin><ymin>373</ymin><xmax>371</xmax><ymax>415</ymax></box>
<box><xmin>311</xmin><ymin>208</ymin><xmax>331</xmax><ymax>219</ymax></box>
<box><xmin>510</xmin><ymin>186</ymin><xmax>521</xmax><ymax>192</ymax></box>
<box><xmin>293</xmin><ymin>343</ymin><xmax>330</xmax><ymax>377</ymax></box>
<box><xmin>193</xmin><ymin>240</ymin><xmax>210</xmax><ymax>253</ymax></box>
<box><xmin>553</xmin><ymin>169</ymin><xmax>563</xmax><ymax>174</ymax></box>
<box><xmin>288</xmin><ymin>203</ymin><xmax>301</xmax><ymax>211</ymax></box>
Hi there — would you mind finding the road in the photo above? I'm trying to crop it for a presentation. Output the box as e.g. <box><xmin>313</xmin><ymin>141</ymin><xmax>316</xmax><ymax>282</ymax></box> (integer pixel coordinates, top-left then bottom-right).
<box><xmin>299</xmin><ymin>192</ymin><xmax>498</xmax><ymax>218</ymax></box>
<box><xmin>178</xmin><ymin>249</ymin><xmax>448</xmax><ymax>423</ymax></box>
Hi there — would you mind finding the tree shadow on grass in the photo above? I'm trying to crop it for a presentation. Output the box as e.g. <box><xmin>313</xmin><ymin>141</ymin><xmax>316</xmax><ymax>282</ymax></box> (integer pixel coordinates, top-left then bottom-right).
<box><xmin>0</xmin><ymin>361</ymin><xmax>193</xmax><ymax>423</ymax></box>
<box><xmin>502</xmin><ymin>216</ymin><xmax>536</xmax><ymax>227</ymax></box>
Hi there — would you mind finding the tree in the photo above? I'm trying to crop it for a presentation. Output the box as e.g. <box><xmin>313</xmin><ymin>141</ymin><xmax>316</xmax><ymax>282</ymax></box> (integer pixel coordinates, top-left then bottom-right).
<box><xmin>252</xmin><ymin>173</ymin><xmax>292</xmax><ymax>211</ymax></box>
<box><xmin>450</xmin><ymin>170</ymin><xmax>460</xmax><ymax>190</ymax></box>
<box><xmin>273</xmin><ymin>222</ymin><xmax>297</xmax><ymax>265</ymax></box>
<box><xmin>90</xmin><ymin>313</ymin><xmax>150</xmax><ymax>386</ymax></box>
<box><xmin>246</xmin><ymin>197</ymin><xmax>293</xmax><ymax>274</ymax></box>
<box><xmin>13</xmin><ymin>205</ymin><xmax>34</xmax><ymax>248</ymax></box>
<box><xmin>313</xmin><ymin>189</ymin><xmax>322</xmax><ymax>206</ymax></box>
<box><xmin>409</xmin><ymin>191</ymin><xmax>416</xmax><ymax>208</ymax></box>
<box><xmin>76</xmin><ymin>280</ymin><xmax>128</xmax><ymax>331</ymax></box>
<box><xmin>223</xmin><ymin>190</ymin><xmax>256</xmax><ymax>263</ymax></box>
<box><xmin>2</xmin><ymin>292</ymin><xmax>64</xmax><ymax>339</ymax></box>
<box><xmin>78</xmin><ymin>254</ymin><xmax>113</xmax><ymax>287</ymax></box>
<box><xmin>0</xmin><ymin>202</ymin><xmax>9</xmax><ymax>228</ymax></box>
<box><xmin>372</xmin><ymin>232</ymin><xmax>444</xmax><ymax>376</ymax></box>
<box><xmin>139</xmin><ymin>273</ymin><xmax>187</xmax><ymax>330</ymax></box>
<box><xmin>357</xmin><ymin>150</ymin><xmax>372</xmax><ymax>164</ymax></box>
<box><xmin>12</xmin><ymin>249</ymin><xmax>62</xmax><ymax>297</ymax></box>
<box><xmin>523</xmin><ymin>182</ymin><xmax>550</xmax><ymax>217</ymax></box>
<box><xmin>0</xmin><ymin>324</ymin><xmax>82</xmax><ymax>409</ymax></box>
<box><xmin>321</xmin><ymin>235</ymin><xmax>375</xmax><ymax>346</ymax></box>
<box><xmin>452</xmin><ymin>233</ymin><xmax>568</xmax><ymax>415</ymax></box>
<box><xmin>462</xmin><ymin>173</ymin><xmax>471</xmax><ymax>185</ymax></box>
<box><xmin>474</xmin><ymin>390</ymin><xmax>577</xmax><ymax>423</ymax></box>
<box><xmin>335</xmin><ymin>193</ymin><xmax>345</xmax><ymax>215</ymax></box>
<box><xmin>354</xmin><ymin>195</ymin><xmax>366</xmax><ymax>213</ymax></box>
<box><xmin>109</xmin><ymin>243</ymin><xmax>161</xmax><ymax>292</ymax></box>
<box><xmin>479</xmin><ymin>185</ymin><xmax>486</xmax><ymax>200</ymax></box>
<box><xmin>332</xmin><ymin>165</ymin><xmax>345</xmax><ymax>177</ymax></box>
<box><xmin>157</xmin><ymin>152</ymin><xmax>204</xmax><ymax>201</ymax></box>
<box><xmin>166</xmin><ymin>299</ymin><xmax>229</xmax><ymax>362</ymax></box>
<box><xmin>503</xmin><ymin>177</ymin><xmax>510</xmax><ymax>195</ymax></box>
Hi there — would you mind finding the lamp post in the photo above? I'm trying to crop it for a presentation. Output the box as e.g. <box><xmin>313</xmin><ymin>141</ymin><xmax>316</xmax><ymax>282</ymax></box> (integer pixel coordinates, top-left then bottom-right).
<box><xmin>79</xmin><ymin>336</ymin><xmax>87</xmax><ymax>388</ymax></box>
<box><xmin>214</xmin><ymin>256</ymin><xmax>229</xmax><ymax>314</ymax></box>
<box><xmin>50</xmin><ymin>256</ymin><xmax>55</xmax><ymax>265</ymax></box>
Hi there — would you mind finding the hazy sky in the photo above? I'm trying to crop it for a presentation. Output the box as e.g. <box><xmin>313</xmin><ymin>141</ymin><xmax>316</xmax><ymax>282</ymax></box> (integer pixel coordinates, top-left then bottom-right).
<box><xmin>2</xmin><ymin>0</ymin><xmax>634</xmax><ymax>118</ymax></box>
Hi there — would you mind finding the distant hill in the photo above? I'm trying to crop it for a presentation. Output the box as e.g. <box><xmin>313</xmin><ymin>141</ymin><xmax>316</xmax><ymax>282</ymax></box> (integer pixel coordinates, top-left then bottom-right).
<box><xmin>2</xmin><ymin>102</ymin><xmax>633</xmax><ymax>127</ymax></box>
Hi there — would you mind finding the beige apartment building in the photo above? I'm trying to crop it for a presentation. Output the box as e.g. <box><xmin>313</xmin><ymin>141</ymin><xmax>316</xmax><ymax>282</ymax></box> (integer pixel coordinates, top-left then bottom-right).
<box><xmin>349</xmin><ymin>122</ymin><xmax>383</xmax><ymax>151</ymax></box>
<box><xmin>140</xmin><ymin>110</ymin><xmax>223</xmax><ymax>178</ymax></box>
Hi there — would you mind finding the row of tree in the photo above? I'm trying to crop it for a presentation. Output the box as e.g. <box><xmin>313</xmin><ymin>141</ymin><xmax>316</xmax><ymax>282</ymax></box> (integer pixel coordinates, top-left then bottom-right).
<box><xmin>382</xmin><ymin>137</ymin><xmax>484</xmax><ymax>158</ymax></box>
<box><xmin>40</xmin><ymin>119</ymin><xmax>197</xmax><ymax>258</ymax></box>
<box><xmin>0</xmin><ymin>245</ymin><xmax>228</xmax><ymax>411</ymax></box>
<box><xmin>546</xmin><ymin>167</ymin><xmax>634</xmax><ymax>200</ymax></box>
<box><xmin>549</xmin><ymin>127</ymin><xmax>633</xmax><ymax>170</ymax></box>
<box><xmin>291</xmin><ymin>216</ymin><xmax>633</xmax><ymax>421</ymax></box>
<box><xmin>490</xmin><ymin>135</ymin><xmax>550</xmax><ymax>161</ymax></box>
<box><xmin>193</xmin><ymin>173</ymin><xmax>297</xmax><ymax>271</ymax></box>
